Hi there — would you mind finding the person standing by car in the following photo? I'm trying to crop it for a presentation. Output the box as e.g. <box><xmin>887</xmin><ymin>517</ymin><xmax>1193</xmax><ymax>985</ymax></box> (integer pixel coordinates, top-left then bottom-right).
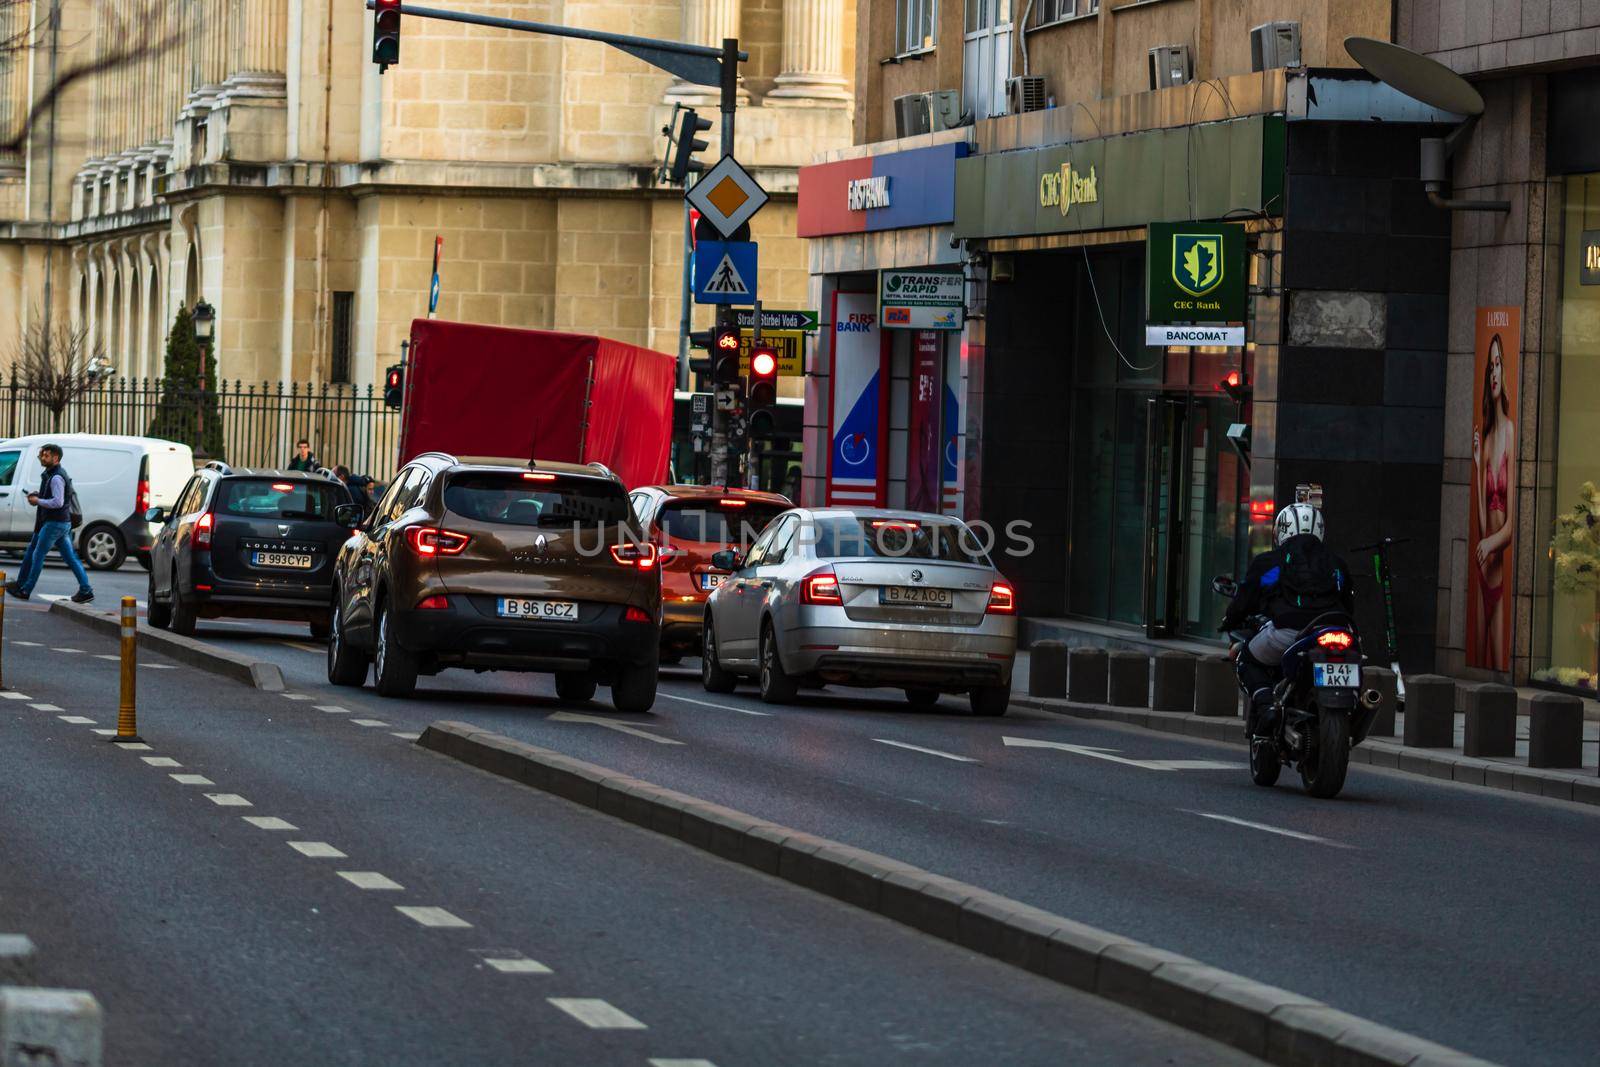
<box><xmin>287</xmin><ymin>438</ymin><xmax>318</xmax><ymax>472</ymax></box>
<box><xmin>333</xmin><ymin>465</ymin><xmax>377</xmax><ymax>518</ymax></box>
<box><xmin>5</xmin><ymin>443</ymin><xmax>93</xmax><ymax>603</ymax></box>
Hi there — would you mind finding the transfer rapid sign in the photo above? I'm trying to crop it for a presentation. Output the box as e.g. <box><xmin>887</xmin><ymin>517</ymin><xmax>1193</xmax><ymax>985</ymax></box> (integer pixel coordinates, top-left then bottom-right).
<box><xmin>879</xmin><ymin>268</ymin><xmax>963</xmax><ymax>330</ymax></box>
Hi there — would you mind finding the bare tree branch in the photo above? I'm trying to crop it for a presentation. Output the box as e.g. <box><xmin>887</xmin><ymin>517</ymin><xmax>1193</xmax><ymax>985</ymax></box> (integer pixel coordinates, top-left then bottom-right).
<box><xmin>11</xmin><ymin>314</ymin><xmax>107</xmax><ymax>429</ymax></box>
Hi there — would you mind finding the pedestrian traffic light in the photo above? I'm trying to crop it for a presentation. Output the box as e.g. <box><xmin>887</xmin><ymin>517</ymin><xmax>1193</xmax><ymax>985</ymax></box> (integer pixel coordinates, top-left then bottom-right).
<box><xmin>1220</xmin><ymin>370</ymin><xmax>1252</xmax><ymax>404</ymax></box>
<box><xmin>668</xmin><ymin>109</ymin><xmax>713</xmax><ymax>185</ymax></box>
<box><xmin>747</xmin><ymin>344</ymin><xmax>779</xmax><ymax>438</ymax></box>
<box><xmin>373</xmin><ymin>0</ymin><xmax>402</xmax><ymax>71</ymax></box>
<box><xmin>384</xmin><ymin>363</ymin><xmax>404</xmax><ymax>409</ymax></box>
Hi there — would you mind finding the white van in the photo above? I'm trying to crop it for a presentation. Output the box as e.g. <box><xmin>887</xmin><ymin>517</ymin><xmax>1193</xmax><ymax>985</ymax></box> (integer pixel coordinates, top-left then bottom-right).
<box><xmin>0</xmin><ymin>434</ymin><xmax>195</xmax><ymax>570</ymax></box>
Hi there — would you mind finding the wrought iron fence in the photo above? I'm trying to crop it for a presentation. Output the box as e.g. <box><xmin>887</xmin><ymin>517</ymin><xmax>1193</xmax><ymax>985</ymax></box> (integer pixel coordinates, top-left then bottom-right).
<box><xmin>0</xmin><ymin>375</ymin><xmax>402</xmax><ymax>480</ymax></box>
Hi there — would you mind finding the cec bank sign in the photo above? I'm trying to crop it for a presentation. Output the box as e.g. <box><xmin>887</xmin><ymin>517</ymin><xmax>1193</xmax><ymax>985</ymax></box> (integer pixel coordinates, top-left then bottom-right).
<box><xmin>1145</xmin><ymin>221</ymin><xmax>1246</xmax><ymax>325</ymax></box>
<box><xmin>880</xmin><ymin>268</ymin><xmax>963</xmax><ymax>330</ymax></box>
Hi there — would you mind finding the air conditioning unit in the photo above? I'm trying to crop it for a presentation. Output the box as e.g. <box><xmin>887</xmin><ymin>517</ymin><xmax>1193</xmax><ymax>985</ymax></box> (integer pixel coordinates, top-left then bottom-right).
<box><xmin>1006</xmin><ymin>75</ymin><xmax>1048</xmax><ymax>115</ymax></box>
<box><xmin>1250</xmin><ymin>21</ymin><xmax>1302</xmax><ymax>71</ymax></box>
<box><xmin>926</xmin><ymin>90</ymin><xmax>962</xmax><ymax>130</ymax></box>
<box><xmin>893</xmin><ymin>93</ymin><xmax>931</xmax><ymax>138</ymax></box>
<box><xmin>1148</xmin><ymin>45</ymin><xmax>1193</xmax><ymax>90</ymax></box>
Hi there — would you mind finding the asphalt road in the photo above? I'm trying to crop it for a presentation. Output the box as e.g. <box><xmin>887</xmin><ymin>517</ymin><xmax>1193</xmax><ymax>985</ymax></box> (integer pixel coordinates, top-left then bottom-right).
<box><xmin>106</xmin><ymin>598</ymin><xmax>1600</xmax><ymax>1067</ymax></box>
<box><xmin>0</xmin><ymin>605</ymin><xmax>1258</xmax><ymax>1066</ymax></box>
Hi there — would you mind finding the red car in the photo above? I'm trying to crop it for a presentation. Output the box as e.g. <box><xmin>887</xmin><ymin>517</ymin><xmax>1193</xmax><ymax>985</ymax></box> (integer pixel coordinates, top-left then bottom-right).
<box><xmin>628</xmin><ymin>485</ymin><xmax>791</xmax><ymax>661</ymax></box>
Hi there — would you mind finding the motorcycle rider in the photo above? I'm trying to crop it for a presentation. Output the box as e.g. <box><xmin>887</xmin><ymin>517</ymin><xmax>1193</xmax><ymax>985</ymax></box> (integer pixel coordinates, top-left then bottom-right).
<box><xmin>1220</xmin><ymin>503</ymin><xmax>1356</xmax><ymax>737</ymax></box>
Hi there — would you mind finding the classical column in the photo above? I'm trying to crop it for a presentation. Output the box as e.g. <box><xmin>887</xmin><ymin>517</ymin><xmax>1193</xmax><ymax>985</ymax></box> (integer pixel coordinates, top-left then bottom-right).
<box><xmin>84</xmin><ymin>249</ymin><xmax>102</xmax><ymax>359</ymax></box>
<box><xmin>767</xmin><ymin>0</ymin><xmax>850</xmax><ymax>104</ymax></box>
<box><xmin>663</xmin><ymin>0</ymin><xmax>747</xmax><ymax>103</ymax></box>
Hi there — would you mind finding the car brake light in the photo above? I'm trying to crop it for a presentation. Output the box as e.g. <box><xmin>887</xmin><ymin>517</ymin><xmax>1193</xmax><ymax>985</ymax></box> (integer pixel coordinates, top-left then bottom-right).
<box><xmin>522</xmin><ymin>471</ymin><xmax>557</xmax><ymax>481</ymax></box>
<box><xmin>416</xmin><ymin>594</ymin><xmax>451</xmax><ymax>610</ymax></box>
<box><xmin>986</xmin><ymin>582</ymin><xmax>1016</xmax><ymax>615</ymax></box>
<box><xmin>655</xmin><ymin>544</ymin><xmax>684</xmax><ymax>564</ymax></box>
<box><xmin>610</xmin><ymin>542</ymin><xmax>659</xmax><ymax>569</ymax></box>
<box><xmin>870</xmin><ymin>519</ymin><xmax>919</xmax><ymax>529</ymax></box>
<box><xmin>801</xmin><ymin>568</ymin><xmax>843</xmax><ymax>605</ymax></box>
<box><xmin>719</xmin><ymin>498</ymin><xmax>747</xmax><ymax>507</ymax></box>
<box><xmin>624</xmin><ymin>605</ymin><xmax>654</xmax><ymax>623</ymax></box>
<box><xmin>195</xmin><ymin>511</ymin><xmax>214</xmax><ymax>548</ymax></box>
<box><xmin>136</xmin><ymin>478</ymin><xmax>150</xmax><ymax>516</ymax></box>
<box><xmin>405</xmin><ymin>526</ymin><xmax>471</xmax><ymax>556</ymax></box>
<box><xmin>271</xmin><ymin>482</ymin><xmax>295</xmax><ymax>492</ymax></box>
<box><xmin>1317</xmin><ymin>630</ymin><xmax>1354</xmax><ymax>651</ymax></box>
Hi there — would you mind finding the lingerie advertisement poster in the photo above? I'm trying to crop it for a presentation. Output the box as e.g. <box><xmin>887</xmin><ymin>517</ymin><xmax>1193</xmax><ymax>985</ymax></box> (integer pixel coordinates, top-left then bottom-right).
<box><xmin>1467</xmin><ymin>306</ymin><xmax>1520</xmax><ymax>672</ymax></box>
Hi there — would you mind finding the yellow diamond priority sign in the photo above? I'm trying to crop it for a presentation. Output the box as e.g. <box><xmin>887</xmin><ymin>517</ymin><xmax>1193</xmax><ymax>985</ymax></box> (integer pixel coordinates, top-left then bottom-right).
<box><xmin>686</xmin><ymin>156</ymin><xmax>768</xmax><ymax>238</ymax></box>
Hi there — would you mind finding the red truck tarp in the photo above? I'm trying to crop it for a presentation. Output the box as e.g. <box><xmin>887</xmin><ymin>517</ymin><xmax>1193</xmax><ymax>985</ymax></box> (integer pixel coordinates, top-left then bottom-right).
<box><xmin>399</xmin><ymin>319</ymin><xmax>675</xmax><ymax>488</ymax></box>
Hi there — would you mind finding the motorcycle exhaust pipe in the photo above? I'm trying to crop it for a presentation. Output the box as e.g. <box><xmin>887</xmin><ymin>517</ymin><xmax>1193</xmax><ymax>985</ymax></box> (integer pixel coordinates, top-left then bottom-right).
<box><xmin>1360</xmin><ymin>688</ymin><xmax>1383</xmax><ymax>709</ymax></box>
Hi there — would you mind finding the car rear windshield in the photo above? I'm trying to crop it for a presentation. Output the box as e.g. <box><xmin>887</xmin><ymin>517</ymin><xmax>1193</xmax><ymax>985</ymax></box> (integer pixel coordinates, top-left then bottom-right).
<box><xmin>443</xmin><ymin>472</ymin><xmax>630</xmax><ymax>527</ymax></box>
<box><xmin>658</xmin><ymin>501</ymin><xmax>787</xmax><ymax>546</ymax></box>
<box><xmin>811</xmin><ymin>516</ymin><xmax>991</xmax><ymax>564</ymax></box>
<box><xmin>216</xmin><ymin>479</ymin><xmax>343</xmax><ymax>521</ymax></box>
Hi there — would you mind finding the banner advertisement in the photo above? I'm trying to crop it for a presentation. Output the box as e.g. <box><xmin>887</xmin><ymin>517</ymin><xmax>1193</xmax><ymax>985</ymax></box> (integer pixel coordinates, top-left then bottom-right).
<box><xmin>906</xmin><ymin>331</ymin><xmax>943</xmax><ymax>512</ymax></box>
<box><xmin>879</xmin><ymin>268</ymin><xmax>963</xmax><ymax>330</ymax></box>
<box><xmin>1467</xmin><ymin>306</ymin><xmax>1521</xmax><ymax>673</ymax></box>
<box><xmin>827</xmin><ymin>291</ymin><xmax>888</xmax><ymax>505</ymax></box>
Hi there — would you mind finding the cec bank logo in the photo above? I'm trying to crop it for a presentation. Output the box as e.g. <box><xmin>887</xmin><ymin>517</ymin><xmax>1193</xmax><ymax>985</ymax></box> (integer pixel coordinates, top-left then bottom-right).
<box><xmin>1172</xmin><ymin>233</ymin><xmax>1223</xmax><ymax>296</ymax></box>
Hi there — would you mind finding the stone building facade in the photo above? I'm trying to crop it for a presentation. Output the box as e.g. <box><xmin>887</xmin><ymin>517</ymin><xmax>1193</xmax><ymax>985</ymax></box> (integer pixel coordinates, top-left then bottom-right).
<box><xmin>0</xmin><ymin>0</ymin><xmax>853</xmax><ymax>396</ymax></box>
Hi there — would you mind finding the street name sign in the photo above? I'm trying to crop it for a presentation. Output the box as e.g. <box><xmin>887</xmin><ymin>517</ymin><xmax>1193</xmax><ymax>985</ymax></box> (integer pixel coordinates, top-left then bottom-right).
<box><xmin>694</xmin><ymin>239</ymin><xmax>758</xmax><ymax>305</ymax></box>
<box><xmin>686</xmin><ymin>156</ymin><xmax>769</xmax><ymax>238</ymax></box>
<box><xmin>735</xmin><ymin>308</ymin><xmax>820</xmax><ymax>333</ymax></box>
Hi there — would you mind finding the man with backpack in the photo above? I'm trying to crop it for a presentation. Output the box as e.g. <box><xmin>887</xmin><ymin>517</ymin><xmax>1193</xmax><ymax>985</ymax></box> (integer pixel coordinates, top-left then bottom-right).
<box><xmin>1220</xmin><ymin>503</ymin><xmax>1353</xmax><ymax>736</ymax></box>
<box><xmin>4</xmin><ymin>443</ymin><xmax>94</xmax><ymax>603</ymax></box>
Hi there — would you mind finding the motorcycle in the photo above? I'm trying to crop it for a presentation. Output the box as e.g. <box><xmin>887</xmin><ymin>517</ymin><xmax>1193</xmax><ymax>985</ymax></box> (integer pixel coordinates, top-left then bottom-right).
<box><xmin>1211</xmin><ymin>576</ymin><xmax>1383</xmax><ymax>799</ymax></box>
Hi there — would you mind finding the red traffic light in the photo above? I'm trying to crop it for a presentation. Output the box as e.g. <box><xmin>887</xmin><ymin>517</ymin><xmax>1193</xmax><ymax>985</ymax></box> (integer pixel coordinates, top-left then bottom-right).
<box><xmin>1223</xmin><ymin>370</ymin><xmax>1241</xmax><ymax>388</ymax></box>
<box><xmin>750</xmin><ymin>347</ymin><xmax>778</xmax><ymax>378</ymax></box>
<box><xmin>1220</xmin><ymin>370</ymin><xmax>1251</xmax><ymax>402</ymax></box>
<box><xmin>387</xmin><ymin>369</ymin><xmax>401</xmax><ymax>387</ymax></box>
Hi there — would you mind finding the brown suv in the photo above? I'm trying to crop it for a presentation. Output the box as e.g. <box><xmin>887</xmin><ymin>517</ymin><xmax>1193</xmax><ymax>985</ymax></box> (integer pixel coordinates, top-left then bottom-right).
<box><xmin>326</xmin><ymin>452</ymin><xmax>660</xmax><ymax>711</ymax></box>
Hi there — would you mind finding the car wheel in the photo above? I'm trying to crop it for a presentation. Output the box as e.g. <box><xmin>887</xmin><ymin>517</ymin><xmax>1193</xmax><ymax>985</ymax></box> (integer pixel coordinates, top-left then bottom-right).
<box><xmin>81</xmin><ymin>523</ymin><xmax>126</xmax><ymax>571</ymax></box>
<box><xmin>700</xmin><ymin>615</ymin><xmax>738</xmax><ymax>694</ymax></box>
<box><xmin>326</xmin><ymin>594</ymin><xmax>369</xmax><ymax>688</ymax></box>
<box><xmin>904</xmin><ymin>688</ymin><xmax>940</xmax><ymax>708</ymax></box>
<box><xmin>372</xmin><ymin>599</ymin><xmax>418</xmax><ymax>698</ymax></box>
<box><xmin>146</xmin><ymin>568</ymin><xmax>171</xmax><ymax>630</ymax></box>
<box><xmin>611</xmin><ymin>651</ymin><xmax>658</xmax><ymax>714</ymax></box>
<box><xmin>555</xmin><ymin>671</ymin><xmax>597</xmax><ymax>703</ymax></box>
<box><xmin>969</xmin><ymin>683</ymin><xmax>1010</xmax><ymax>717</ymax></box>
<box><xmin>169</xmin><ymin>571</ymin><xmax>196</xmax><ymax>637</ymax></box>
<box><xmin>758</xmin><ymin>622</ymin><xmax>798</xmax><ymax>705</ymax></box>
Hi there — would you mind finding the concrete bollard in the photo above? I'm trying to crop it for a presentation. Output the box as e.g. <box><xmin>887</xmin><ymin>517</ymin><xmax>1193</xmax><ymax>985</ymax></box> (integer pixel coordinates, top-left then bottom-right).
<box><xmin>0</xmin><ymin>938</ymin><xmax>33</xmax><ymax>987</ymax></box>
<box><xmin>1067</xmin><ymin>647</ymin><xmax>1107</xmax><ymax>705</ymax></box>
<box><xmin>1362</xmin><ymin>666</ymin><xmax>1397</xmax><ymax>737</ymax></box>
<box><xmin>1403</xmin><ymin>675</ymin><xmax>1455</xmax><ymax>748</ymax></box>
<box><xmin>1194</xmin><ymin>655</ymin><xmax>1239</xmax><ymax>717</ymax></box>
<box><xmin>1028</xmin><ymin>641</ymin><xmax>1068</xmax><ymax>700</ymax></box>
<box><xmin>1527</xmin><ymin>691</ymin><xmax>1584</xmax><ymax>769</ymax></box>
<box><xmin>0</xmin><ymin>987</ymin><xmax>102</xmax><ymax>1067</ymax></box>
<box><xmin>1462</xmin><ymin>683</ymin><xmax>1518</xmax><ymax>758</ymax></box>
<box><xmin>1106</xmin><ymin>651</ymin><xmax>1148</xmax><ymax>708</ymax></box>
<box><xmin>1152</xmin><ymin>652</ymin><xmax>1195</xmax><ymax>712</ymax></box>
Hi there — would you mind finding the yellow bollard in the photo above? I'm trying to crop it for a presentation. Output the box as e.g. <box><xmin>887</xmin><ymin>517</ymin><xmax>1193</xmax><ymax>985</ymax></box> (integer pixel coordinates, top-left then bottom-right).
<box><xmin>109</xmin><ymin>595</ymin><xmax>142</xmax><ymax>744</ymax></box>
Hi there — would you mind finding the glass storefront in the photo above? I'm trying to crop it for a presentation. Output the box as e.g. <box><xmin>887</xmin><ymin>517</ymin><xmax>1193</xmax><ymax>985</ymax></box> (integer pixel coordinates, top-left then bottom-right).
<box><xmin>1534</xmin><ymin>174</ymin><xmax>1600</xmax><ymax>693</ymax></box>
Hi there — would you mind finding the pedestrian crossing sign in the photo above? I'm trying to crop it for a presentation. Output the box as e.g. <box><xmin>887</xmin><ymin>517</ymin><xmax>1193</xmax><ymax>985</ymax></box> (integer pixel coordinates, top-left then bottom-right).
<box><xmin>693</xmin><ymin>240</ymin><xmax>758</xmax><ymax>305</ymax></box>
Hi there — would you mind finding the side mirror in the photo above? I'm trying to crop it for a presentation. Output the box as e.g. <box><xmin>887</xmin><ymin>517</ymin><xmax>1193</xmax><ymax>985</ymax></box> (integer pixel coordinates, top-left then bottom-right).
<box><xmin>334</xmin><ymin>503</ymin><xmax>364</xmax><ymax>530</ymax></box>
<box><xmin>143</xmin><ymin>507</ymin><xmax>166</xmax><ymax>524</ymax></box>
<box><xmin>710</xmin><ymin>548</ymin><xmax>741</xmax><ymax>571</ymax></box>
<box><xmin>1211</xmin><ymin>575</ymin><xmax>1238</xmax><ymax>598</ymax></box>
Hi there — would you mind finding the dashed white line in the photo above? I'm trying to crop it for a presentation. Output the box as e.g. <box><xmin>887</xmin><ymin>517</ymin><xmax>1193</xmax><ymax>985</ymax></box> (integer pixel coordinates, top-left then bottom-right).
<box><xmin>336</xmin><ymin>871</ymin><xmax>404</xmax><ymax>891</ymax></box>
<box><xmin>484</xmin><ymin>957</ymin><xmax>552</xmax><ymax>975</ymax></box>
<box><xmin>51</xmin><ymin>647</ymin><xmax>84</xmax><ymax>654</ymax></box>
<box><xmin>872</xmin><ymin>738</ymin><xmax>978</xmax><ymax>763</ymax></box>
<box><xmin>115</xmin><ymin>742</ymin><xmax>152</xmax><ymax>750</ymax></box>
<box><xmin>659</xmin><ymin>693</ymin><xmax>771</xmax><ymax>716</ymax></box>
<box><xmin>1185</xmin><ymin>811</ymin><xmax>1355</xmax><ymax>849</ymax></box>
<box><xmin>242</xmin><ymin>816</ymin><xmax>297</xmax><ymax>831</ymax></box>
<box><xmin>649</xmin><ymin>1060</ymin><xmax>719</xmax><ymax>1067</ymax></box>
<box><xmin>141</xmin><ymin>757</ymin><xmax>182</xmax><ymax>767</ymax></box>
<box><xmin>203</xmin><ymin>793</ymin><xmax>252</xmax><ymax>807</ymax></box>
<box><xmin>94</xmin><ymin>654</ymin><xmax>120</xmax><ymax>661</ymax></box>
<box><xmin>145</xmin><ymin>664</ymin><xmax>176</xmax><ymax>670</ymax></box>
<box><xmin>285</xmin><ymin>642</ymin><xmax>324</xmax><ymax>655</ymax></box>
<box><xmin>390</xmin><ymin>732</ymin><xmax>421</xmax><ymax>741</ymax></box>
<box><xmin>58</xmin><ymin>715</ymin><xmax>96</xmax><ymax>725</ymax></box>
<box><xmin>170</xmin><ymin>774</ymin><xmax>215</xmax><ymax>786</ymax></box>
<box><xmin>91</xmin><ymin>728</ymin><xmax>117</xmax><ymax>736</ymax></box>
<box><xmin>10</xmin><ymin>641</ymin><xmax>41</xmax><ymax>648</ymax></box>
<box><xmin>279</xmin><ymin>693</ymin><xmax>314</xmax><ymax>701</ymax></box>
<box><xmin>351</xmin><ymin>718</ymin><xmax>390</xmax><ymax>727</ymax></box>
<box><xmin>548</xmin><ymin>998</ymin><xmax>647</xmax><ymax>1030</ymax></box>
<box><xmin>396</xmin><ymin>906</ymin><xmax>472</xmax><ymax>928</ymax></box>
<box><xmin>0</xmin><ymin>691</ymin><xmax>32</xmax><ymax>699</ymax></box>
<box><xmin>314</xmin><ymin>705</ymin><xmax>350</xmax><ymax>714</ymax></box>
<box><xmin>288</xmin><ymin>841</ymin><xmax>346</xmax><ymax>858</ymax></box>
<box><xmin>29</xmin><ymin>703</ymin><xmax>62</xmax><ymax>711</ymax></box>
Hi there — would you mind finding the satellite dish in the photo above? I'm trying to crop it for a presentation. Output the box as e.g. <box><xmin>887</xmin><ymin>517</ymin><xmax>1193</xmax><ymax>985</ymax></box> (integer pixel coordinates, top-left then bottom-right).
<box><xmin>1345</xmin><ymin>37</ymin><xmax>1484</xmax><ymax>117</ymax></box>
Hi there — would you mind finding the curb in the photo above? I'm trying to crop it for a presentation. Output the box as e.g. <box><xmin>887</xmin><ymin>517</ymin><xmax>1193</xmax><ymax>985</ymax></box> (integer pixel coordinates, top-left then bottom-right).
<box><xmin>418</xmin><ymin>720</ymin><xmax>1498</xmax><ymax>1067</ymax></box>
<box><xmin>0</xmin><ymin>987</ymin><xmax>103</xmax><ymax>1067</ymax></box>
<box><xmin>0</xmin><ymin>936</ymin><xmax>34</xmax><ymax>986</ymax></box>
<box><xmin>47</xmin><ymin>600</ymin><xmax>285</xmax><ymax>692</ymax></box>
<box><xmin>1011</xmin><ymin>695</ymin><xmax>1600</xmax><ymax>809</ymax></box>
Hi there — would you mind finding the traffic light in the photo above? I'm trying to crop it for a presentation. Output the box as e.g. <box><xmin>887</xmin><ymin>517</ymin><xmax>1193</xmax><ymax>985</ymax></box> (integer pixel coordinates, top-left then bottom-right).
<box><xmin>668</xmin><ymin>109</ymin><xmax>713</xmax><ymax>185</ymax></box>
<box><xmin>1220</xmin><ymin>370</ymin><xmax>1252</xmax><ymax>404</ymax></box>
<box><xmin>712</xmin><ymin>324</ymin><xmax>741</xmax><ymax>383</ymax></box>
<box><xmin>373</xmin><ymin>0</ymin><xmax>402</xmax><ymax>71</ymax></box>
<box><xmin>384</xmin><ymin>363</ymin><xmax>404</xmax><ymax>409</ymax></box>
<box><xmin>747</xmin><ymin>344</ymin><xmax>779</xmax><ymax>438</ymax></box>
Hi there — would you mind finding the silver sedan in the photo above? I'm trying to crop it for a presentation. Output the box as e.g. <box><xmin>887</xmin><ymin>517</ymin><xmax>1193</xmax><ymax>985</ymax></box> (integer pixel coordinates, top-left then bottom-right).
<box><xmin>699</xmin><ymin>507</ymin><xmax>1018</xmax><ymax>714</ymax></box>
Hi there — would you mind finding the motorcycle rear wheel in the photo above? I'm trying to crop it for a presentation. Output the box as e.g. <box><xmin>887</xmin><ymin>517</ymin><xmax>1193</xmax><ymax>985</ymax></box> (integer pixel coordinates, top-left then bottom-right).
<box><xmin>1300</xmin><ymin>709</ymin><xmax>1351</xmax><ymax>799</ymax></box>
<box><xmin>1249</xmin><ymin>737</ymin><xmax>1281</xmax><ymax>787</ymax></box>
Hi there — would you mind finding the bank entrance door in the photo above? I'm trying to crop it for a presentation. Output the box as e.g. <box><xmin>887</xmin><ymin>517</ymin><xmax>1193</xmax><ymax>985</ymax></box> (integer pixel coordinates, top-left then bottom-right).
<box><xmin>1142</xmin><ymin>396</ymin><xmax>1187</xmax><ymax>637</ymax></box>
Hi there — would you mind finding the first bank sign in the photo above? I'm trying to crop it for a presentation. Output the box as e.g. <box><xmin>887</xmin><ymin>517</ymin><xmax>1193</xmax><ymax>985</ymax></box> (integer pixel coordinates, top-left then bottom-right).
<box><xmin>847</xmin><ymin>175</ymin><xmax>891</xmax><ymax>211</ymax></box>
<box><xmin>797</xmin><ymin>142</ymin><xmax>968</xmax><ymax>237</ymax></box>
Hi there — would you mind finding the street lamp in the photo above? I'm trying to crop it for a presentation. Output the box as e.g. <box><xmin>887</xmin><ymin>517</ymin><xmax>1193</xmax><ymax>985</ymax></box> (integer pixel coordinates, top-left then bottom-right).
<box><xmin>191</xmin><ymin>301</ymin><xmax>215</xmax><ymax>459</ymax></box>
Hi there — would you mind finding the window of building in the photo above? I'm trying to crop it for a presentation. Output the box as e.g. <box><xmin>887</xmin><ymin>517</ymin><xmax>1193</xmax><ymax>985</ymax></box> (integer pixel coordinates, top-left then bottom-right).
<box><xmin>1034</xmin><ymin>0</ymin><xmax>1097</xmax><ymax>26</ymax></box>
<box><xmin>897</xmin><ymin>0</ymin><xmax>938</xmax><ymax>55</ymax></box>
<box><xmin>330</xmin><ymin>291</ymin><xmax>354</xmax><ymax>384</ymax></box>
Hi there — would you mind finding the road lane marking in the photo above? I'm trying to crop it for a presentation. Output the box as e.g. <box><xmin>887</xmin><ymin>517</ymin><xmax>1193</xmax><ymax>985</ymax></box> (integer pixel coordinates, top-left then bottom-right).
<box><xmin>549</xmin><ymin>711</ymin><xmax>684</xmax><ymax>744</ymax></box>
<box><xmin>649</xmin><ymin>1060</ymin><xmax>719</xmax><ymax>1067</ymax></box>
<box><xmin>116</xmin><ymin>742</ymin><xmax>152</xmax><ymax>750</ymax></box>
<box><xmin>390</xmin><ymin>732</ymin><xmax>421</xmax><ymax>741</ymax></box>
<box><xmin>11</xmin><ymin>641</ymin><xmax>41</xmax><ymax>647</ymax></box>
<box><xmin>548</xmin><ymin>998</ymin><xmax>647</xmax><ymax>1030</ymax></box>
<box><xmin>396</xmin><ymin>906</ymin><xmax>472</xmax><ymax>928</ymax></box>
<box><xmin>0</xmin><ymin>691</ymin><xmax>32</xmax><ymax>699</ymax></box>
<box><xmin>351</xmin><ymin>718</ymin><xmax>390</xmax><ymax>727</ymax></box>
<box><xmin>244</xmin><ymin>816</ymin><xmax>297</xmax><ymax>831</ymax></box>
<box><xmin>1185</xmin><ymin>811</ymin><xmax>1355</xmax><ymax>849</ymax></box>
<box><xmin>30</xmin><ymin>703</ymin><xmax>62</xmax><ymax>711</ymax></box>
<box><xmin>484</xmin><ymin>957</ymin><xmax>552</xmax><ymax>975</ymax></box>
<box><xmin>58</xmin><ymin>716</ymin><xmax>96</xmax><ymax>725</ymax></box>
<box><xmin>280</xmin><ymin>693</ymin><xmax>313</xmax><ymax>701</ymax></box>
<box><xmin>288</xmin><ymin>841</ymin><xmax>345</xmax><ymax>858</ymax></box>
<box><xmin>204</xmin><ymin>793</ymin><xmax>251</xmax><ymax>806</ymax></box>
<box><xmin>314</xmin><ymin>705</ymin><xmax>350</xmax><ymax>714</ymax></box>
<box><xmin>170</xmin><ymin>774</ymin><xmax>215</xmax><ymax>786</ymax></box>
<box><xmin>142</xmin><ymin>757</ymin><xmax>182</xmax><ymax>767</ymax></box>
<box><xmin>94</xmin><ymin>654</ymin><xmax>120</xmax><ymax>661</ymax></box>
<box><xmin>145</xmin><ymin>663</ymin><xmax>175</xmax><ymax>669</ymax></box>
<box><xmin>285</xmin><ymin>642</ymin><xmax>323</xmax><ymax>655</ymax></box>
<box><xmin>337</xmin><ymin>871</ymin><xmax>404</xmax><ymax>891</ymax></box>
<box><xmin>51</xmin><ymin>648</ymin><xmax>84</xmax><ymax>654</ymax></box>
<box><xmin>873</xmin><ymin>738</ymin><xmax>978</xmax><ymax>763</ymax></box>
<box><xmin>1002</xmin><ymin>736</ymin><xmax>1237</xmax><ymax>771</ymax></box>
<box><xmin>91</xmin><ymin>728</ymin><xmax>117</xmax><ymax>736</ymax></box>
<box><xmin>658</xmin><ymin>692</ymin><xmax>771</xmax><ymax>717</ymax></box>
